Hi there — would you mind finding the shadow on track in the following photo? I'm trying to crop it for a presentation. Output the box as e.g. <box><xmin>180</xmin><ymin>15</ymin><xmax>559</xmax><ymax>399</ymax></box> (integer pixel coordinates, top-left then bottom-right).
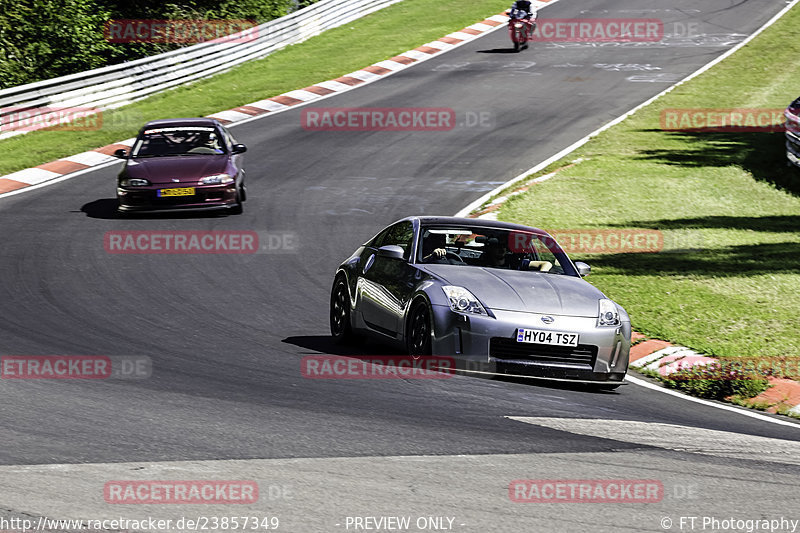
<box><xmin>476</xmin><ymin>48</ymin><xmax>523</xmax><ymax>54</ymax></box>
<box><xmin>282</xmin><ymin>335</ymin><xmax>404</xmax><ymax>356</ymax></box>
<box><xmin>282</xmin><ymin>335</ymin><xmax>621</xmax><ymax>394</ymax></box>
<box><xmin>81</xmin><ymin>198</ymin><xmax>237</xmax><ymax>219</ymax></box>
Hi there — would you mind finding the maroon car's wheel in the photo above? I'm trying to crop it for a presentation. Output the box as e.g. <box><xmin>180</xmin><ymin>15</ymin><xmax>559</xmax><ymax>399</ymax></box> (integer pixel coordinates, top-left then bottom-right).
<box><xmin>230</xmin><ymin>187</ymin><xmax>244</xmax><ymax>215</ymax></box>
<box><xmin>330</xmin><ymin>278</ymin><xmax>354</xmax><ymax>343</ymax></box>
<box><xmin>407</xmin><ymin>302</ymin><xmax>432</xmax><ymax>357</ymax></box>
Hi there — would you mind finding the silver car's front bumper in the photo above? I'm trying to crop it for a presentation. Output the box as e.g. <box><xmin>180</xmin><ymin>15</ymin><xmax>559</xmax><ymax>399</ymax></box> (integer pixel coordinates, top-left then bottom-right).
<box><xmin>430</xmin><ymin>305</ymin><xmax>630</xmax><ymax>383</ymax></box>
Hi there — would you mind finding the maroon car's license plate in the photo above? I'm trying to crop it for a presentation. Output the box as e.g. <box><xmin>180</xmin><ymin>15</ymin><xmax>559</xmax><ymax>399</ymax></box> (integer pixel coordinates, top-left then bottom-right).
<box><xmin>516</xmin><ymin>328</ymin><xmax>579</xmax><ymax>347</ymax></box>
<box><xmin>158</xmin><ymin>187</ymin><xmax>195</xmax><ymax>197</ymax></box>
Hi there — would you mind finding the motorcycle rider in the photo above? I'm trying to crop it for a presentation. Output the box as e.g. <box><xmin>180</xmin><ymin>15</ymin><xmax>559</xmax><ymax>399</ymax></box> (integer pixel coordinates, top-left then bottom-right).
<box><xmin>508</xmin><ymin>0</ymin><xmax>535</xmax><ymax>21</ymax></box>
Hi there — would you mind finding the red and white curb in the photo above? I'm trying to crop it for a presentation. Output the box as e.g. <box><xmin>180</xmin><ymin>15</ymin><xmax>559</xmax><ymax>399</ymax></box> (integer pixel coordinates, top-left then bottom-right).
<box><xmin>629</xmin><ymin>335</ymin><xmax>800</xmax><ymax>417</ymax></box>
<box><xmin>0</xmin><ymin>1</ymin><xmax>556</xmax><ymax>198</ymax></box>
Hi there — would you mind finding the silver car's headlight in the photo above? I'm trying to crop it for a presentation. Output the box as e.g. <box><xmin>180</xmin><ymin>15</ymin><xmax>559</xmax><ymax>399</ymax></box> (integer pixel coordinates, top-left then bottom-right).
<box><xmin>200</xmin><ymin>173</ymin><xmax>233</xmax><ymax>185</ymax></box>
<box><xmin>597</xmin><ymin>298</ymin><xmax>620</xmax><ymax>327</ymax></box>
<box><xmin>119</xmin><ymin>178</ymin><xmax>150</xmax><ymax>186</ymax></box>
<box><xmin>442</xmin><ymin>286</ymin><xmax>488</xmax><ymax>316</ymax></box>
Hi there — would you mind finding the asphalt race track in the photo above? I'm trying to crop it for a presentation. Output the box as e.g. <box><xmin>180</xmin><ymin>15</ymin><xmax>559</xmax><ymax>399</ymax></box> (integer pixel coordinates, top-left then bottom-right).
<box><xmin>1</xmin><ymin>0</ymin><xmax>798</xmax><ymax>531</ymax></box>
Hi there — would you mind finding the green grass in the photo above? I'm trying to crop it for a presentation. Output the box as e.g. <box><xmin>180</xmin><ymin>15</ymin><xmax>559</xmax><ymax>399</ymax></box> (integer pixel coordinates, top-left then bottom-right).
<box><xmin>497</xmin><ymin>6</ymin><xmax>800</xmax><ymax>361</ymax></box>
<box><xmin>0</xmin><ymin>0</ymin><xmax>506</xmax><ymax>176</ymax></box>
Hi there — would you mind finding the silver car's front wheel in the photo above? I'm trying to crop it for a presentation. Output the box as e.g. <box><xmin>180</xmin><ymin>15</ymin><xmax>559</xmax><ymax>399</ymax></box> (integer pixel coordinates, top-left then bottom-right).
<box><xmin>330</xmin><ymin>278</ymin><xmax>353</xmax><ymax>343</ymax></box>
<box><xmin>407</xmin><ymin>302</ymin><xmax>432</xmax><ymax>357</ymax></box>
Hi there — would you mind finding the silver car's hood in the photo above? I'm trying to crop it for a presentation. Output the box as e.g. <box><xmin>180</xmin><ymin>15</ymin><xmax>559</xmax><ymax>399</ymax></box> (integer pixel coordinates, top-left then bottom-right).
<box><xmin>421</xmin><ymin>265</ymin><xmax>603</xmax><ymax>317</ymax></box>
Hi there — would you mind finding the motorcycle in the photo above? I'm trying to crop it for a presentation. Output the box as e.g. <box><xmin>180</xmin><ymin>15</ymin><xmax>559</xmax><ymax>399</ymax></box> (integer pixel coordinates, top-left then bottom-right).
<box><xmin>508</xmin><ymin>9</ymin><xmax>537</xmax><ymax>52</ymax></box>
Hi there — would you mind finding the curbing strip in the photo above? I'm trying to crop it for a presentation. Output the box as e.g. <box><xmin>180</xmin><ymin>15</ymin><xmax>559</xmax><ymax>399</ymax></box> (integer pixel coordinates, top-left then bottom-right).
<box><xmin>628</xmin><ymin>336</ymin><xmax>800</xmax><ymax>418</ymax></box>
<box><xmin>0</xmin><ymin>1</ymin><xmax>557</xmax><ymax>199</ymax></box>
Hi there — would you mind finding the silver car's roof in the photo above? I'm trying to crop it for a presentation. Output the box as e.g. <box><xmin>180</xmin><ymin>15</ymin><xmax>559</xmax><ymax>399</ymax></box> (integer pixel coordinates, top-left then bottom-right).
<box><xmin>398</xmin><ymin>216</ymin><xmax>551</xmax><ymax>236</ymax></box>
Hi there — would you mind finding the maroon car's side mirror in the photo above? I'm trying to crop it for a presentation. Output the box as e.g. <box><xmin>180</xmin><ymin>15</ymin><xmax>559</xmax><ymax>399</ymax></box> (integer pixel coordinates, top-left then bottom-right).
<box><xmin>113</xmin><ymin>148</ymin><xmax>129</xmax><ymax>159</ymax></box>
<box><xmin>232</xmin><ymin>144</ymin><xmax>247</xmax><ymax>154</ymax></box>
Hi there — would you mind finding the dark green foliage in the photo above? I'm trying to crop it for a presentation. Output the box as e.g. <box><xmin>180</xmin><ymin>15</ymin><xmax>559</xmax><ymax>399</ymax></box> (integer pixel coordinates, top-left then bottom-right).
<box><xmin>0</xmin><ymin>0</ymin><xmax>114</xmax><ymax>88</ymax></box>
<box><xmin>662</xmin><ymin>363</ymin><xmax>771</xmax><ymax>399</ymax></box>
<box><xmin>0</xmin><ymin>0</ymin><xmax>320</xmax><ymax>89</ymax></box>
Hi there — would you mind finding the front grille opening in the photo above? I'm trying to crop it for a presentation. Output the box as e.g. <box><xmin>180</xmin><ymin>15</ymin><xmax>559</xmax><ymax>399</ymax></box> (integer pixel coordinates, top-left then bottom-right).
<box><xmin>490</xmin><ymin>337</ymin><xmax>598</xmax><ymax>367</ymax></box>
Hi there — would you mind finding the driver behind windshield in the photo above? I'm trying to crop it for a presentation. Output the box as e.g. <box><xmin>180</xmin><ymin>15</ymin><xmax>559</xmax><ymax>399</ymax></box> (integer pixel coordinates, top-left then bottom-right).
<box><xmin>421</xmin><ymin>232</ymin><xmax>449</xmax><ymax>263</ymax></box>
<box><xmin>195</xmin><ymin>131</ymin><xmax>224</xmax><ymax>154</ymax></box>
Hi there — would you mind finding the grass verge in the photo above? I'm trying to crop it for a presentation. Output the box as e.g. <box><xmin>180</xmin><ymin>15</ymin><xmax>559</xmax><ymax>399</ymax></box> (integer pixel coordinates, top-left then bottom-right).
<box><xmin>0</xmin><ymin>0</ymin><xmax>506</xmax><ymax>176</ymax></box>
<box><xmin>497</xmin><ymin>6</ymin><xmax>800</xmax><ymax>362</ymax></box>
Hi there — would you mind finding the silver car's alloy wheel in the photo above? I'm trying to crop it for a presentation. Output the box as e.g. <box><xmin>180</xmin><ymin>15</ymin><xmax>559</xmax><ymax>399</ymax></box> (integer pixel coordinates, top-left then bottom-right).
<box><xmin>330</xmin><ymin>278</ymin><xmax>352</xmax><ymax>342</ymax></box>
<box><xmin>407</xmin><ymin>302</ymin><xmax>432</xmax><ymax>357</ymax></box>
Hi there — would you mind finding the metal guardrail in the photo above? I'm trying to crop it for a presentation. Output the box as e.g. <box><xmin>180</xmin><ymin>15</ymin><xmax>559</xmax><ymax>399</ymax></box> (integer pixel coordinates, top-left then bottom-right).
<box><xmin>0</xmin><ymin>0</ymin><xmax>401</xmax><ymax>139</ymax></box>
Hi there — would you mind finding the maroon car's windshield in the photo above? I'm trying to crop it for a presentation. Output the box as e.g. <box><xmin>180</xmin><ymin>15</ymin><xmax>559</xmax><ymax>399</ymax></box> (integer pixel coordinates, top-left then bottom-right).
<box><xmin>132</xmin><ymin>127</ymin><xmax>227</xmax><ymax>157</ymax></box>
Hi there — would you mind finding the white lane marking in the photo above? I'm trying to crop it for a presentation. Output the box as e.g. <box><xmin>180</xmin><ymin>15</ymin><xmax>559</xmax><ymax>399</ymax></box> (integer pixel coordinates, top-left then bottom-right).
<box><xmin>63</xmin><ymin>151</ymin><xmax>115</xmax><ymax>167</ymax></box>
<box><xmin>1</xmin><ymin>168</ymin><xmax>60</xmax><ymax>185</ymax></box>
<box><xmin>446</xmin><ymin>32</ymin><xmax>474</xmax><ymax>41</ymax></box>
<box><xmin>283</xmin><ymin>89</ymin><xmax>321</xmax><ymax>102</ymax></box>
<box><xmin>312</xmin><ymin>80</ymin><xmax>354</xmax><ymax>92</ymax></box>
<box><xmin>246</xmin><ymin>99</ymin><xmax>289</xmax><ymax>111</ymax></box>
<box><xmin>117</xmin><ymin>137</ymin><xmax>136</xmax><ymax>147</ymax></box>
<box><xmin>423</xmin><ymin>40</ymin><xmax>454</xmax><ymax>50</ymax></box>
<box><xmin>343</xmin><ymin>69</ymin><xmax>382</xmax><ymax>82</ymax></box>
<box><xmin>373</xmin><ymin>59</ymin><xmax>408</xmax><ymax>71</ymax></box>
<box><xmin>453</xmin><ymin>0</ymin><xmax>800</xmax><ymax>219</ymax></box>
<box><xmin>508</xmin><ymin>416</ymin><xmax>800</xmax><ymax>463</ymax></box>
<box><xmin>629</xmin><ymin>345</ymin><xmax>686</xmax><ymax>368</ymax></box>
<box><xmin>487</xmin><ymin>14</ymin><xmax>509</xmax><ymax>23</ymax></box>
<box><xmin>0</xmin><ymin>160</ymin><xmax>122</xmax><ymax>199</ymax></box>
<box><xmin>641</xmin><ymin>348</ymin><xmax>703</xmax><ymax>371</ymax></box>
<box><xmin>626</xmin><ymin>375</ymin><xmax>800</xmax><ymax>429</ymax></box>
<box><xmin>626</xmin><ymin>73</ymin><xmax>684</xmax><ymax>83</ymax></box>
<box><xmin>467</xmin><ymin>23</ymin><xmax>494</xmax><ymax>32</ymax></box>
<box><xmin>207</xmin><ymin>109</ymin><xmax>253</xmax><ymax>122</ymax></box>
<box><xmin>401</xmin><ymin>50</ymin><xmax>432</xmax><ymax>61</ymax></box>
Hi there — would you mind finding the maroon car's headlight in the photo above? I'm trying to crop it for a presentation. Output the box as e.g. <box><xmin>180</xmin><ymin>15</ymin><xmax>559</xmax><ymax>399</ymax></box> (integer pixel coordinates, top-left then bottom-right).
<box><xmin>119</xmin><ymin>178</ymin><xmax>150</xmax><ymax>187</ymax></box>
<box><xmin>199</xmin><ymin>173</ymin><xmax>233</xmax><ymax>185</ymax></box>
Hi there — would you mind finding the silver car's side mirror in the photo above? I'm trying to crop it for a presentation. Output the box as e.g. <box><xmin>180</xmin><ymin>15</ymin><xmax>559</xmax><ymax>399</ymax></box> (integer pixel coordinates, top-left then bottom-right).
<box><xmin>574</xmin><ymin>261</ymin><xmax>591</xmax><ymax>277</ymax></box>
<box><xmin>377</xmin><ymin>245</ymin><xmax>405</xmax><ymax>260</ymax></box>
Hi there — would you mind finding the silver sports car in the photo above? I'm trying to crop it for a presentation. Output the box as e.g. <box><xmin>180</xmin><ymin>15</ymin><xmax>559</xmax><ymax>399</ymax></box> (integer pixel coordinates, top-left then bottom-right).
<box><xmin>330</xmin><ymin>216</ymin><xmax>631</xmax><ymax>388</ymax></box>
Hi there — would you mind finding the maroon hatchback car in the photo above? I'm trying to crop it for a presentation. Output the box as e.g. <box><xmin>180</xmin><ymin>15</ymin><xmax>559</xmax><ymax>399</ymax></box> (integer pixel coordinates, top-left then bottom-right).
<box><xmin>114</xmin><ymin>118</ymin><xmax>247</xmax><ymax>214</ymax></box>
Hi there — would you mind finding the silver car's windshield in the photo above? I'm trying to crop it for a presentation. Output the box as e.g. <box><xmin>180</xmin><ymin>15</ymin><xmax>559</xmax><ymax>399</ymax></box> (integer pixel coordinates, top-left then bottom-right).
<box><xmin>417</xmin><ymin>226</ymin><xmax>571</xmax><ymax>274</ymax></box>
<box><xmin>132</xmin><ymin>126</ymin><xmax>227</xmax><ymax>157</ymax></box>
